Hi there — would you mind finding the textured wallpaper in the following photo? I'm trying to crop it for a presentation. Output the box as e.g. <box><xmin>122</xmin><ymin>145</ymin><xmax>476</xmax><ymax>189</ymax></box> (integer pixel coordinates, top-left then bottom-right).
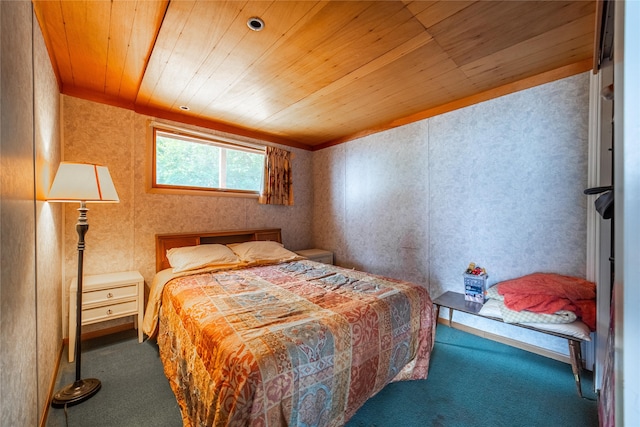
<box><xmin>62</xmin><ymin>97</ymin><xmax>314</xmax><ymax>334</ymax></box>
<box><xmin>312</xmin><ymin>73</ymin><xmax>590</xmax><ymax>355</ymax></box>
<box><xmin>0</xmin><ymin>4</ymin><xmax>38</xmax><ymax>425</ymax></box>
<box><xmin>429</xmin><ymin>73</ymin><xmax>589</xmax><ymax>296</ymax></box>
<box><xmin>1</xmin><ymin>3</ymin><xmax>62</xmax><ymax>424</ymax></box>
<box><xmin>344</xmin><ymin>120</ymin><xmax>430</xmax><ymax>286</ymax></box>
<box><xmin>34</xmin><ymin>9</ymin><xmax>63</xmax><ymax>422</ymax></box>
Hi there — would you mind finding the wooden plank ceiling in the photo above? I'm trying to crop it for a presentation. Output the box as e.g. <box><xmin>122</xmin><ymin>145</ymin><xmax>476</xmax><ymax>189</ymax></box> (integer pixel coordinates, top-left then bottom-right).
<box><xmin>33</xmin><ymin>0</ymin><xmax>596</xmax><ymax>150</ymax></box>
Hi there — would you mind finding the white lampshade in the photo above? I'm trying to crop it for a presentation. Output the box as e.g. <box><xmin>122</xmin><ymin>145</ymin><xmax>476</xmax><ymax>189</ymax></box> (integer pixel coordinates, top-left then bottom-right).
<box><xmin>48</xmin><ymin>162</ymin><xmax>119</xmax><ymax>203</ymax></box>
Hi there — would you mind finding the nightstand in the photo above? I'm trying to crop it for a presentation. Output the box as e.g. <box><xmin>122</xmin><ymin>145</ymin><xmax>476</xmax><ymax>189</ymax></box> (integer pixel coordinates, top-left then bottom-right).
<box><xmin>295</xmin><ymin>249</ymin><xmax>334</xmax><ymax>265</ymax></box>
<box><xmin>68</xmin><ymin>270</ymin><xmax>144</xmax><ymax>362</ymax></box>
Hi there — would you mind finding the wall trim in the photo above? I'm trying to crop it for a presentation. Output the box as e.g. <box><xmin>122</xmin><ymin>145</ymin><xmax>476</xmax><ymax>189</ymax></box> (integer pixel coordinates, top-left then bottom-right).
<box><xmin>40</xmin><ymin>344</ymin><xmax>64</xmax><ymax>427</ymax></box>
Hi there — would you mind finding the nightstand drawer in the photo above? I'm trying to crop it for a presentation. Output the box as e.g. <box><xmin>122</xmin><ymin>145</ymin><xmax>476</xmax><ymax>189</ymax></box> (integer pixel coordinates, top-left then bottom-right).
<box><xmin>82</xmin><ymin>284</ymin><xmax>137</xmax><ymax>305</ymax></box>
<box><xmin>82</xmin><ymin>300</ymin><xmax>138</xmax><ymax>324</ymax></box>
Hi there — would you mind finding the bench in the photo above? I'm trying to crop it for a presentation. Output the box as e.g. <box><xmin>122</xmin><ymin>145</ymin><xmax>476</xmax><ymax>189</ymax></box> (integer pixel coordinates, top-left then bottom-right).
<box><xmin>432</xmin><ymin>291</ymin><xmax>586</xmax><ymax>397</ymax></box>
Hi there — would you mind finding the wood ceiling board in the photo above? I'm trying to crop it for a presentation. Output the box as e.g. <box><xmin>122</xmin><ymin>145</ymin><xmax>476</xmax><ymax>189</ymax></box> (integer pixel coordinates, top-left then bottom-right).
<box><xmin>264</xmin><ymin>1</ymin><xmax>417</xmax><ymax>85</ymax></box>
<box><xmin>100</xmin><ymin>1</ymin><xmax>165</xmax><ymax>101</ymax></box>
<box><xmin>254</xmin><ymin>31</ymin><xmax>434</xmax><ymax>132</ymax></box>
<box><xmin>366</xmin><ymin>59</ymin><xmax>592</xmax><ymax>141</ymax></box>
<box><xmin>314</xmin><ymin>51</ymin><xmax>589</xmax><ymax>145</ymax></box>
<box><xmin>176</xmin><ymin>1</ymin><xmax>324</xmax><ymax>116</ymax></box>
<box><xmin>461</xmin><ymin>14</ymin><xmax>595</xmax><ymax>89</ymax></box>
<box><xmin>57</xmin><ymin>0</ymin><xmax>112</xmax><ymax>92</ymax></box>
<box><xmin>406</xmin><ymin>0</ymin><xmax>475</xmax><ymax>28</ymax></box>
<box><xmin>209</xmin><ymin>1</ymin><xmax>596</xmax><ymax>144</ymax></box>
<box><xmin>280</xmin><ymin>33</ymin><xmax>438</xmax><ymax>117</ymax></box>
<box><xmin>34</xmin><ymin>0</ymin><xmax>597</xmax><ymax>148</ymax></box>
<box><xmin>201</xmin><ymin>1</ymin><xmax>385</xmax><ymax>120</ymax></box>
<box><xmin>139</xmin><ymin>0</ymin><xmax>341</xmax><ymax>114</ymax></box>
<box><xmin>260</xmin><ymin>40</ymin><xmax>461</xmax><ymax>139</ymax></box>
<box><xmin>165</xmin><ymin>1</ymin><xmax>276</xmax><ymax>112</ymax></box>
<box><xmin>103</xmin><ymin>1</ymin><xmax>137</xmax><ymax>98</ymax></box>
<box><xmin>214</xmin><ymin>2</ymin><xmax>336</xmax><ymax>92</ymax></box>
<box><xmin>33</xmin><ymin>1</ymin><xmax>70</xmax><ymax>89</ymax></box>
<box><xmin>137</xmin><ymin>1</ymin><xmax>255</xmax><ymax>111</ymax></box>
<box><xmin>428</xmin><ymin>1</ymin><xmax>595</xmax><ymax>67</ymax></box>
<box><xmin>469</xmin><ymin>46</ymin><xmax>593</xmax><ymax>91</ymax></box>
<box><xmin>105</xmin><ymin>1</ymin><xmax>168</xmax><ymax>101</ymax></box>
<box><xmin>327</xmin><ymin>42</ymin><xmax>463</xmax><ymax>106</ymax></box>
<box><xmin>268</xmin><ymin>13</ymin><xmax>427</xmax><ymax>102</ymax></box>
<box><xmin>33</xmin><ymin>0</ymin><xmax>167</xmax><ymax>99</ymax></box>
<box><xmin>136</xmin><ymin>0</ymin><xmax>198</xmax><ymax>107</ymax></box>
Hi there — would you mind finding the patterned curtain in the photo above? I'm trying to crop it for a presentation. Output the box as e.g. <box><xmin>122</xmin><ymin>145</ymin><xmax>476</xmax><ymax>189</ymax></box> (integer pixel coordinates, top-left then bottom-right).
<box><xmin>259</xmin><ymin>146</ymin><xmax>294</xmax><ymax>205</ymax></box>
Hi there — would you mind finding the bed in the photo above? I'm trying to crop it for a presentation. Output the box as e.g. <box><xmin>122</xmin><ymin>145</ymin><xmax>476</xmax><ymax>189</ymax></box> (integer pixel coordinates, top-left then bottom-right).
<box><xmin>143</xmin><ymin>229</ymin><xmax>435</xmax><ymax>426</ymax></box>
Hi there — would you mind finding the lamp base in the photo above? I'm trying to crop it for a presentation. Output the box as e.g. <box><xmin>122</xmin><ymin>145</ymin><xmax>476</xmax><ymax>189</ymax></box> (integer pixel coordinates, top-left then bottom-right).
<box><xmin>51</xmin><ymin>378</ymin><xmax>101</xmax><ymax>407</ymax></box>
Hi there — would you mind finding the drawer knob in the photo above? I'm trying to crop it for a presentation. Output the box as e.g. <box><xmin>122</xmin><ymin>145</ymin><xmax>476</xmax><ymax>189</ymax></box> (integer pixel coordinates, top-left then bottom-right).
<box><xmin>107</xmin><ymin>309</ymin><xmax>113</xmax><ymax>315</ymax></box>
<box><xmin>107</xmin><ymin>292</ymin><xmax>113</xmax><ymax>298</ymax></box>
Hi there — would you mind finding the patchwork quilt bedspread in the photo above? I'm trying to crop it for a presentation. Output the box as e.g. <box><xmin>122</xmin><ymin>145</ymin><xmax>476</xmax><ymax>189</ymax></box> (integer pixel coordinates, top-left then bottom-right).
<box><xmin>156</xmin><ymin>260</ymin><xmax>434</xmax><ymax>426</ymax></box>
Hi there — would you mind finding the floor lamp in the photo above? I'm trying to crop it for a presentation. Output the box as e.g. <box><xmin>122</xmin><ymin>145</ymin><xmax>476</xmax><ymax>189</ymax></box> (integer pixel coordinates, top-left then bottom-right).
<box><xmin>48</xmin><ymin>162</ymin><xmax>119</xmax><ymax>407</ymax></box>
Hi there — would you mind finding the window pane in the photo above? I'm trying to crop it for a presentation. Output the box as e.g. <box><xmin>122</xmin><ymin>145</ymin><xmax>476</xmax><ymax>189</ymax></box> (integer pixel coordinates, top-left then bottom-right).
<box><xmin>226</xmin><ymin>150</ymin><xmax>264</xmax><ymax>191</ymax></box>
<box><xmin>154</xmin><ymin>130</ymin><xmax>264</xmax><ymax>193</ymax></box>
<box><xmin>156</xmin><ymin>135</ymin><xmax>220</xmax><ymax>188</ymax></box>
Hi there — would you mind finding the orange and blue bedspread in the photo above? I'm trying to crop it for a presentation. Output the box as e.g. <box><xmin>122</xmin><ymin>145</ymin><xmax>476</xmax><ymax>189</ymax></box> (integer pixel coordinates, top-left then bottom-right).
<box><xmin>158</xmin><ymin>260</ymin><xmax>434</xmax><ymax>426</ymax></box>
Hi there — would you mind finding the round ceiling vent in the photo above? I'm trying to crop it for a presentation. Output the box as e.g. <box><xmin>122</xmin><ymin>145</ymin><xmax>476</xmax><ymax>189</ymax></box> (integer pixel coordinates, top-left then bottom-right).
<box><xmin>247</xmin><ymin>17</ymin><xmax>264</xmax><ymax>31</ymax></box>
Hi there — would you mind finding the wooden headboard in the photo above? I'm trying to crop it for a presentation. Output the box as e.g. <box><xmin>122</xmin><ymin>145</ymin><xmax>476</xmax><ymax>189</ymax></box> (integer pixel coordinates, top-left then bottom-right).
<box><xmin>156</xmin><ymin>228</ymin><xmax>282</xmax><ymax>272</ymax></box>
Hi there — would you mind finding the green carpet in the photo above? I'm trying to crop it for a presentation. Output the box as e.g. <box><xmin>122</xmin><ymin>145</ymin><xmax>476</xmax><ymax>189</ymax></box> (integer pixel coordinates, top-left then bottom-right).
<box><xmin>47</xmin><ymin>332</ymin><xmax>182</xmax><ymax>427</ymax></box>
<box><xmin>47</xmin><ymin>326</ymin><xmax>597</xmax><ymax>426</ymax></box>
<box><xmin>346</xmin><ymin>326</ymin><xmax>598</xmax><ymax>427</ymax></box>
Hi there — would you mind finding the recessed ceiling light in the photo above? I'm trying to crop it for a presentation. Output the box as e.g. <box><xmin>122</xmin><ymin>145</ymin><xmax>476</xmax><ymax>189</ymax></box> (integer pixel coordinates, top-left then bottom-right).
<box><xmin>247</xmin><ymin>17</ymin><xmax>264</xmax><ymax>32</ymax></box>
<box><xmin>179</xmin><ymin>105</ymin><xmax>190</xmax><ymax>111</ymax></box>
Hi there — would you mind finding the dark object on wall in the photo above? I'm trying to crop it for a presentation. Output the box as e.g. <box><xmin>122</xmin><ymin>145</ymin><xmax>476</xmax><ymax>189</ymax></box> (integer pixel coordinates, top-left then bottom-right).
<box><xmin>584</xmin><ymin>186</ymin><xmax>614</xmax><ymax>219</ymax></box>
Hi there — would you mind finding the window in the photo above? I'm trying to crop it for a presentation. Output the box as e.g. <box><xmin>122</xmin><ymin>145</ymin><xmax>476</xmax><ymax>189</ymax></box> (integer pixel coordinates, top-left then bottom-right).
<box><xmin>153</xmin><ymin>127</ymin><xmax>265</xmax><ymax>195</ymax></box>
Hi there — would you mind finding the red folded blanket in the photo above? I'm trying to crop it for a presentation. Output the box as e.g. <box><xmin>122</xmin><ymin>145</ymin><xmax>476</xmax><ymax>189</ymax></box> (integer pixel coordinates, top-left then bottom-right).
<box><xmin>497</xmin><ymin>273</ymin><xmax>596</xmax><ymax>331</ymax></box>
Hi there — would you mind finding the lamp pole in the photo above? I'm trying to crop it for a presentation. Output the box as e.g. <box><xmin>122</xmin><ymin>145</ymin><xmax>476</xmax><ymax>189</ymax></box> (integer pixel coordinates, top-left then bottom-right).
<box><xmin>51</xmin><ymin>202</ymin><xmax>101</xmax><ymax>406</ymax></box>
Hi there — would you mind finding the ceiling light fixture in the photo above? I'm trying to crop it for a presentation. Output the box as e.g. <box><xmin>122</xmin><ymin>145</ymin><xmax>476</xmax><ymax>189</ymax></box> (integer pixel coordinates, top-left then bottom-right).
<box><xmin>179</xmin><ymin>105</ymin><xmax>190</xmax><ymax>111</ymax></box>
<box><xmin>247</xmin><ymin>17</ymin><xmax>264</xmax><ymax>32</ymax></box>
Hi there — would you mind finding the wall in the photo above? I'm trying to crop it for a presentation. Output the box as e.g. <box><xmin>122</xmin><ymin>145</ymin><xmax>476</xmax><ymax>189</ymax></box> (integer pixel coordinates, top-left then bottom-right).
<box><xmin>60</xmin><ymin>97</ymin><xmax>314</xmax><ymax>334</ymax></box>
<box><xmin>313</xmin><ymin>73</ymin><xmax>590</xmax><ymax>355</ymax></box>
<box><xmin>313</xmin><ymin>121</ymin><xmax>430</xmax><ymax>286</ymax></box>
<box><xmin>1</xmin><ymin>2</ymin><xmax>62</xmax><ymax>425</ymax></box>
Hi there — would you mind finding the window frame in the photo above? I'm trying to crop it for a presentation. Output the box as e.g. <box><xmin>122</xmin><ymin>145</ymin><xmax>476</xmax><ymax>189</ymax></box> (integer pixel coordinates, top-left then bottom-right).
<box><xmin>150</xmin><ymin>124</ymin><xmax>265</xmax><ymax>197</ymax></box>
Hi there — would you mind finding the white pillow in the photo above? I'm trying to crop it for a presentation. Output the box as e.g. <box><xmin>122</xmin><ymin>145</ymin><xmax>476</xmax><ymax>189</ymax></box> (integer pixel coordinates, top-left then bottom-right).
<box><xmin>227</xmin><ymin>241</ymin><xmax>302</xmax><ymax>264</ymax></box>
<box><xmin>166</xmin><ymin>244</ymin><xmax>241</xmax><ymax>273</ymax></box>
<box><xmin>479</xmin><ymin>299</ymin><xmax>591</xmax><ymax>341</ymax></box>
<box><xmin>478</xmin><ymin>298</ymin><xmax>503</xmax><ymax>317</ymax></box>
<box><xmin>523</xmin><ymin>319</ymin><xmax>592</xmax><ymax>341</ymax></box>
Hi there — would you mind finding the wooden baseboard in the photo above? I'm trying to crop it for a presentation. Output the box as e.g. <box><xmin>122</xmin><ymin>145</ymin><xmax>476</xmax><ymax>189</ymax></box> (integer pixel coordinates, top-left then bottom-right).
<box><xmin>40</xmin><ymin>344</ymin><xmax>64</xmax><ymax>427</ymax></box>
<box><xmin>437</xmin><ymin>318</ymin><xmax>576</xmax><ymax>366</ymax></box>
